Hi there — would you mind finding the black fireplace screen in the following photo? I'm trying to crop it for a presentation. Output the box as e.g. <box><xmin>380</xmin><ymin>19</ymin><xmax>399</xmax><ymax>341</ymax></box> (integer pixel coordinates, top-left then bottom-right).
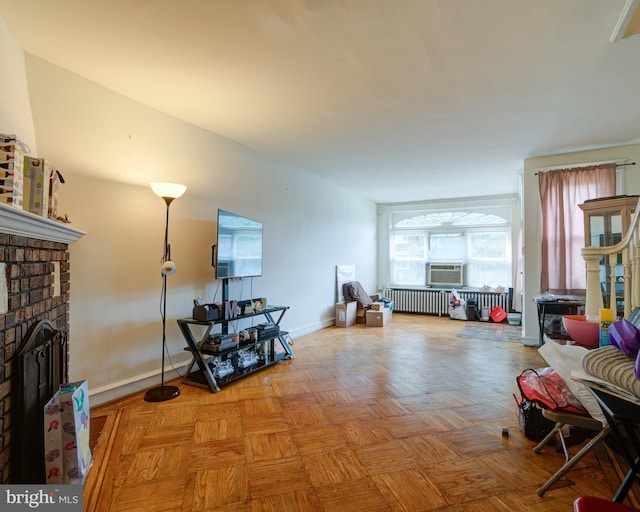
<box><xmin>12</xmin><ymin>320</ymin><xmax>67</xmax><ymax>483</ymax></box>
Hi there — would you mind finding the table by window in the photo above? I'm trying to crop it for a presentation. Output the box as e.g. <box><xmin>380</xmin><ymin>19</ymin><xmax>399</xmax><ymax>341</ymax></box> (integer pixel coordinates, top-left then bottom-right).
<box><xmin>535</xmin><ymin>299</ymin><xmax>584</xmax><ymax>346</ymax></box>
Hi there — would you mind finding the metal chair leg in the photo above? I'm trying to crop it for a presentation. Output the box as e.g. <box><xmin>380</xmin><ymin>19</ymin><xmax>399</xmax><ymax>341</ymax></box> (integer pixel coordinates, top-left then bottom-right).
<box><xmin>534</xmin><ymin>422</ymin><xmax>564</xmax><ymax>454</ymax></box>
<box><xmin>536</xmin><ymin>425</ymin><xmax>610</xmax><ymax>497</ymax></box>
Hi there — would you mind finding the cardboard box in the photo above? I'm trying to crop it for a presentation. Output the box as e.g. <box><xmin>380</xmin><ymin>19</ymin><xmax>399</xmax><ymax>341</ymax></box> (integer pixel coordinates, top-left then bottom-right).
<box><xmin>336</xmin><ymin>301</ymin><xmax>356</xmax><ymax>327</ymax></box>
<box><xmin>355</xmin><ymin>294</ymin><xmax>380</xmax><ymax>323</ymax></box>
<box><xmin>23</xmin><ymin>156</ymin><xmax>51</xmax><ymax>216</ymax></box>
<box><xmin>0</xmin><ymin>136</ymin><xmax>24</xmax><ymax>208</ymax></box>
<box><xmin>371</xmin><ymin>301</ymin><xmax>394</xmax><ymax>311</ymax></box>
<box><xmin>366</xmin><ymin>306</ymin><xmax>392</xmax><ymax>327</ymax></box>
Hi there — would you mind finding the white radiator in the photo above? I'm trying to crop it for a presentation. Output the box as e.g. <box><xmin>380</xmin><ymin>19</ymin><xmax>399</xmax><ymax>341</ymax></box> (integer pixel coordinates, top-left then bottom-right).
<box><xmin>385</xmin><ymin>288</ymin><xmax>510</xmax><ymax>316</ymax></box>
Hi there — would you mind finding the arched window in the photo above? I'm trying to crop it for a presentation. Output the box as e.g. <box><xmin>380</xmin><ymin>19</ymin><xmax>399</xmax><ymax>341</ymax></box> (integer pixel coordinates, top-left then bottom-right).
<box><xmin>389</xmin><ymin>206</ymin><xmax>511</xmax><ymax>288</ymax></box>
<box><xmin>395</xmin><ymin>211</ymin><xmax>507</xmax><ymax>228</ymax></box>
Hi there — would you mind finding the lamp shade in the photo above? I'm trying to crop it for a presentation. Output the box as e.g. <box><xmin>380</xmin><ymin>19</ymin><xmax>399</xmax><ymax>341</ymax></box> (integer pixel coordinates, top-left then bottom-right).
<box><xmin>150</xmin><ymin>182</ymin><xmax>187</xmax><ymax>199</ymax></box>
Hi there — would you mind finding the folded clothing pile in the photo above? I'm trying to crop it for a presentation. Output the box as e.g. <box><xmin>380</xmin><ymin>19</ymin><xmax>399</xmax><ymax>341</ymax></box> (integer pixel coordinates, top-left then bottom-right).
<box><xmin>342</xmin><ymin>281</ymin><xmax>374</xmax><ymax>308</ymax></box>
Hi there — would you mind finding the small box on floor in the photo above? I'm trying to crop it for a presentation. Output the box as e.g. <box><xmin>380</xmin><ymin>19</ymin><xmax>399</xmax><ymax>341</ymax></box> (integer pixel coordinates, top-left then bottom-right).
<box><xmin>336</xmin><ymin>301</ymin><xmax>356</xmax><ymax>327</ymax></box>
<box><xmin>366</xmin><ymin>306</ymin><xmax>392</xmax><ymax>327</ymax></box>
<box><xmin>356</xmin><ymin>294</ymin><xmax>380</xmax><ymax>324</ymax></box>
<box><xmin>371</xmin><ymin>299</ymin><xmax>394</xmax><ymax>311</ymax></box>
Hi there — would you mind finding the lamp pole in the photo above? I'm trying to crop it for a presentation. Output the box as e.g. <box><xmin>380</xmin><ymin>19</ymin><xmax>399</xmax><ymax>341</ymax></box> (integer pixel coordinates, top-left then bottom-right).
<box><xmin>144</xmin><ymin>183</ymin><xmax>186</xmax><ymax>402</ymax></box>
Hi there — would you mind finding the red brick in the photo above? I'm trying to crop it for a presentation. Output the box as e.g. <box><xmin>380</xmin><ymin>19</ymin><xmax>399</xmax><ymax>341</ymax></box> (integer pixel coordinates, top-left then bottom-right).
<box><xmin>0</xmin><ymin>234</ymin><xmax>71</xmax><ymax>481</ymax></box>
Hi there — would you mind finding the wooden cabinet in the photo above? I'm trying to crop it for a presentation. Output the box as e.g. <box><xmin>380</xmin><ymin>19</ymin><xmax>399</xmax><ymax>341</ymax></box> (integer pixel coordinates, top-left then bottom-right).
<box><xmin>579</xmin><ymin>195</ymin><xmax>639</xmax><ymax>315</ymax></box>
<box><xmin>579</xmin><ymin>195</ymin><xmax>638</xmax><ymax>248</ymax></box>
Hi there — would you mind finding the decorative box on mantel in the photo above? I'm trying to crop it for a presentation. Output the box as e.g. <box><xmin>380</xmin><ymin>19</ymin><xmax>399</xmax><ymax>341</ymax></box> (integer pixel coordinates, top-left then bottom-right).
<box><xmin>0</xmin><ymin>202</ymin><xmax>85</xmax><ymax>483</ymax></box>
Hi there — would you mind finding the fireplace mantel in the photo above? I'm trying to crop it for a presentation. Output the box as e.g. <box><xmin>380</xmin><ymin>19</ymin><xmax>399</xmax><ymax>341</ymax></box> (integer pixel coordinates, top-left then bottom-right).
<box><xmin>0</xmin><ymin>204</ymin><xmax>83</xmax><ymax>483</ymax></box>
<box><xmin>0</xmin><ymin>203</ymin><xmax>85</xmax><ymax>244</ymax></box>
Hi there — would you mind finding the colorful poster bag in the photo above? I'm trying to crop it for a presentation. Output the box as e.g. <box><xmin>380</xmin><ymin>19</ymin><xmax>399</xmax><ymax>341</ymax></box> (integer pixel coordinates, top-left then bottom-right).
<box><xmin>43</xmin><ymin>380</ymin><xmax>92</xmax><ymax>484</ymax></box>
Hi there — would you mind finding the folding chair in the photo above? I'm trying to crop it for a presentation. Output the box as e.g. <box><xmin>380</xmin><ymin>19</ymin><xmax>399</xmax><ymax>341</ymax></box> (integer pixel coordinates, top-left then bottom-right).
<box><xmin>533</xmin><ymin>407</ymin><xmax>610</xmax><ymax>497</ymax></box>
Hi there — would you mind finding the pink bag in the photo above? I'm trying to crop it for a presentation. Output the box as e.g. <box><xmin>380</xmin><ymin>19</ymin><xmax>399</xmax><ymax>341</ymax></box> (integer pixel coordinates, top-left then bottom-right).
<box><xmin>516</xmin><ymin>368</ymin><xmax>586</xmax><ymax>414</ymax></box>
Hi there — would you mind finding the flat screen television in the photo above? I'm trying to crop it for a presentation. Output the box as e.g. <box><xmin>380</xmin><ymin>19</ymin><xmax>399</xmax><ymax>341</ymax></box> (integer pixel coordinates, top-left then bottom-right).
<box><xmin>215</xmin><ymin>209</ymin><xmax>263</xmax><ymax>279</ymax></box>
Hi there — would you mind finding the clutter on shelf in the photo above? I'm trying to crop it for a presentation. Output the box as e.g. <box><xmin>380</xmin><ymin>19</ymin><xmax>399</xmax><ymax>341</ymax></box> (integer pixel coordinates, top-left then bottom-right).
<box><xmin>0</xmin><ymin>132</ymin><xmax>66</xmax><ymax>221</ymax></box>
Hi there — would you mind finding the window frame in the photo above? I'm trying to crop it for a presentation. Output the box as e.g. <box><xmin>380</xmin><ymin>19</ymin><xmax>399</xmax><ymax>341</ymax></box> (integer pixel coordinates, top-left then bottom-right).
<box><xmin>379</xmin><ymin>197</ymin><xmax>518</xmax><ymax>290</ymax></box>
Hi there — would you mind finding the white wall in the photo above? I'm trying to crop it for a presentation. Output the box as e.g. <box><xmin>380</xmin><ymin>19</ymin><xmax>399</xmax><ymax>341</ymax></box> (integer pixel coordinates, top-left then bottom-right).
<box><xmin>522</xmin><ymin>144</ymin><xmax>640</xmax><ymax>345</ymax></box>
<box><xmin>1</xmin><ymin>26</ymin><xmax>377</xmax><ymax>404</ymax></box>
<box><xmin>0</xmin><ymin>18</ymin><xmax>36</xmax><ymax>151</ymax></box>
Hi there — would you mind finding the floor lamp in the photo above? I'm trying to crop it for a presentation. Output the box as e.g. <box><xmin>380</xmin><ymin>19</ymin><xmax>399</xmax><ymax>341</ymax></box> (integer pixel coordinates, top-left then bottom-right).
<box><xmin>144</xmin><ymin>181</ymin><xmax>187</xmax><ymax>402</ymax></box>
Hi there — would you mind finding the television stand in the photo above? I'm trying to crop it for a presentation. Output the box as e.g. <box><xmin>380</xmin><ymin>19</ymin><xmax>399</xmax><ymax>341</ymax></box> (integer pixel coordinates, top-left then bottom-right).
<box><xmin>177</xmin><ymin>305</ymin><xmax>294</xmax><ymax>393</ymax></box>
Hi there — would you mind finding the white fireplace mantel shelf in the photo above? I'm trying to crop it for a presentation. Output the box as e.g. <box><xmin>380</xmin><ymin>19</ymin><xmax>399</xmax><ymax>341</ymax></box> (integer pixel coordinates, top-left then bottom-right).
<box><xmin>0</xmin><ymin>203</ymin><xmax>86</xmax><ymax>244</ymax></box>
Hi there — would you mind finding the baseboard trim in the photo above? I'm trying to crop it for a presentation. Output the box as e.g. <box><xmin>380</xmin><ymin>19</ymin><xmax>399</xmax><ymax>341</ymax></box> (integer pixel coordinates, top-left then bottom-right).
<box><xmin>88</xmin><ymin>359</ymin><xmax>190</xmax><ymax>406</ymax></box>
<box><xmin>88</xmin><ymin>322</ymin><xmax>330</xmax><ymax>406</ymax></box>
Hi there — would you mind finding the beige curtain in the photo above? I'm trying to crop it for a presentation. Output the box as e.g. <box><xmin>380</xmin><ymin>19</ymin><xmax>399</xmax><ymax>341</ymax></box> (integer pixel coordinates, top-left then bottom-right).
<box><xmin>538</xmin><ymin>163</ymin><xmax>616</xmax><ymax>295</ymax></box>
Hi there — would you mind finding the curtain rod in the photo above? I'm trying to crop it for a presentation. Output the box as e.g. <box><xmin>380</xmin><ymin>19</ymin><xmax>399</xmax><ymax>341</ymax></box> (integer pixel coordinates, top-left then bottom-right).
<box><xmin>535</xmin><ymin>161</ymin><xmax>636</xmax><ymax>175</ymax></box>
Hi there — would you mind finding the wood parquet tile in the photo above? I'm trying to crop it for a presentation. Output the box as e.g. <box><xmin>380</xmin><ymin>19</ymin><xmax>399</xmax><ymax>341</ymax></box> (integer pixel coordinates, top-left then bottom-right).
<box><xmin>86</xmin><ymin>314</ymin><xmax>637</xmax><ymax>511</ymax></box>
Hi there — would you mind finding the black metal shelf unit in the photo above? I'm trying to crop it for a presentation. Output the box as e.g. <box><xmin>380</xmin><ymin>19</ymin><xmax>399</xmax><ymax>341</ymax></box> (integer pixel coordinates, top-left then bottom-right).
<box><xmin>177</xmin><ymin>305</ymin><xmax>294</xmax><ymax>393</ymax></box>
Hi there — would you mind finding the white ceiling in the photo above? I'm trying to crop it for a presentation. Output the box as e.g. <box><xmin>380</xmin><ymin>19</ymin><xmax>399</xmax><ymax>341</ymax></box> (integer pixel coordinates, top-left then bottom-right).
<box><xmin>1</xmin><ymin>0</ymin><xmax>640</xmax><ymax>203</ymax></box>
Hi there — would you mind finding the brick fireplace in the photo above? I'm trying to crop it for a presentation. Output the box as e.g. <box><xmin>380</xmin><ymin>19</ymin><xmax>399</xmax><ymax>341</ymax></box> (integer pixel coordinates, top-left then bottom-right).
<box><xmin>0</xmin><ymin>204</ymin><xmax>84</xmax><ymax>483</ymax></box>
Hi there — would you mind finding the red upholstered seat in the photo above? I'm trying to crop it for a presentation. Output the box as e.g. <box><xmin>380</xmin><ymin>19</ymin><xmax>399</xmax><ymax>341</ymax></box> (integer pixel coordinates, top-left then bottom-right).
<box><xmin>574</xmin><ymin>496</ymin><xmax>639</xmax><ymax>512</ymax></box>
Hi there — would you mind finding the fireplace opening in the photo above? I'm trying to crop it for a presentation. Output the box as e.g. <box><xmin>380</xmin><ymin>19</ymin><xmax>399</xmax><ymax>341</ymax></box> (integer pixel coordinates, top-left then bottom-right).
<box><xmin>12</xmin><ymin>320</ymin><xmax>67</xmax><ymax>483</ymax></box>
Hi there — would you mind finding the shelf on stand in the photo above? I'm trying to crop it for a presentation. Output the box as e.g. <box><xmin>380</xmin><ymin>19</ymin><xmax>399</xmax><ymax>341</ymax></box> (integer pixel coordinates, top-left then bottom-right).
<box><xmin>177</xmin><ymin>305</ymin><xmax>294</xmax><ymax>393</ymax></box>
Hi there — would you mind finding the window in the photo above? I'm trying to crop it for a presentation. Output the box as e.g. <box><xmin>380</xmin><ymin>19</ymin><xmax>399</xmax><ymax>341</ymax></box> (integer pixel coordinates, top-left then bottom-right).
<box><xmin>391</xmin><ymin>232</ymin><xmax>427</xmax><ymax>285</ymax></box>
<box><xmin>429</xmin><ymin>232</ymin><xmax>464</xmax><ymax>261</ymax></box>
<box><xmin>466</xmin><ymin>230</ymin><xmax>510</xmax><ymax>288</ymax></box>
<box><xmin>388</xmin><ymin>205</ymin><xmax>512</xmax><ymax>288</ymax></box>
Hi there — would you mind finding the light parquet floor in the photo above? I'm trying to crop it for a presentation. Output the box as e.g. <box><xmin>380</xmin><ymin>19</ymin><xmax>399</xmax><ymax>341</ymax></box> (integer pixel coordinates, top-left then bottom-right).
<box><xmin>86</xmin><ymin>314</ymin><xmax>633</xmax><ymax>511</ymax></box>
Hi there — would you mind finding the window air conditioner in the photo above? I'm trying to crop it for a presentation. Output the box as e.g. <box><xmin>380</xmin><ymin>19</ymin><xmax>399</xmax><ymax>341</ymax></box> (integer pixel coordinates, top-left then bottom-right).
<box><xmin>428</xmin><ymin>263</ymin><xmax>464</xmax><ymax>287</ymax></box>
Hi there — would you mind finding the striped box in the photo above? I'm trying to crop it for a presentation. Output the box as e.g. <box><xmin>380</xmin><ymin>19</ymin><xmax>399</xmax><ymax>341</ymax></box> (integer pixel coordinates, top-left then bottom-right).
<box><xmin>0</xmin><ymin>134</ymin><xmax>24</xmax><ymax>208</ymax></box>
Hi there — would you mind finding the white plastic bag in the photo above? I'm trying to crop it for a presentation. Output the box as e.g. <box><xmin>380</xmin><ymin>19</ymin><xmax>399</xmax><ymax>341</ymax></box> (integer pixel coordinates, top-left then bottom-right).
<box><xmin>449</xmin><ymin>289</ymin><xmax>467</xmax><ymax>320</ymax></box>
<box><xmin>538</xmin><ymin>342</ymin><xmax>605</xmax><ymax>425</ymax></box>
